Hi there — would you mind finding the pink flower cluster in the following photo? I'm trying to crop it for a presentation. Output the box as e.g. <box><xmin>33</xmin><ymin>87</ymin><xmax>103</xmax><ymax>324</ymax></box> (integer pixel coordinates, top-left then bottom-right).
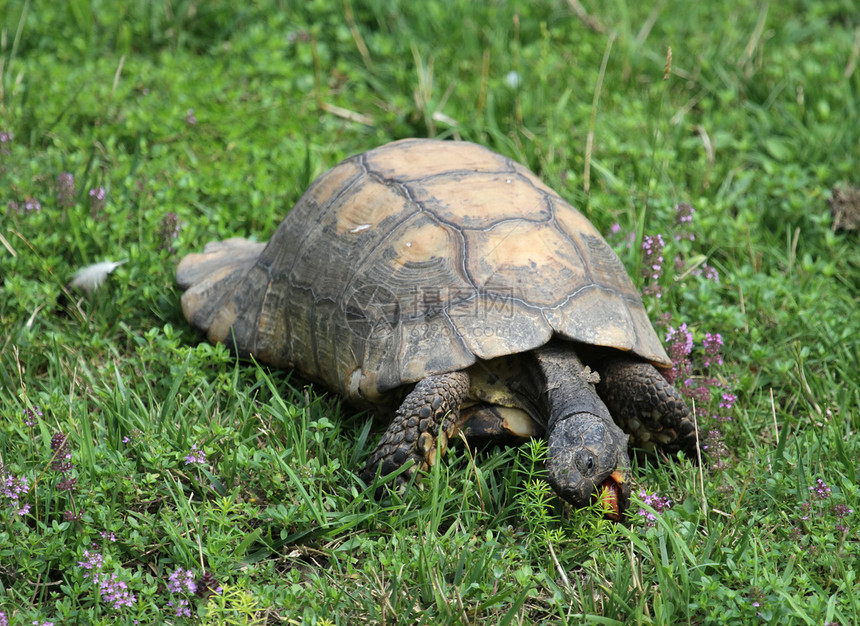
<box><xmin>797</xmin><ymin>479</ymin><xmax>853</xmax><ymax>534</ymax></box>
<box><xmin>185</xmin><ymin>443</ymin><xmax>207</xmax><ymax>466</ymax></box>
<box><xmin>641</xmin><ymin>234</ymin><xmax>666</xmax><ymax>298</ymax></box>
<box><xmin>664</xmin><ymin>325</ymin><xmax>736</xmax><ymax>422</ymax></box>
<box><xmin>78</xmin><ymin>549</ymin><xmax>137</xmax><ymax>610</ymax></box>
<box><xmin>2</xmin><ymin>472</ymin><xmax>31</xmax><ymax>516</ymax></box>
<box><xmin>637</xmin><ymin>490</ymin><xmax>673</xmax><ymax>526</ymax></box>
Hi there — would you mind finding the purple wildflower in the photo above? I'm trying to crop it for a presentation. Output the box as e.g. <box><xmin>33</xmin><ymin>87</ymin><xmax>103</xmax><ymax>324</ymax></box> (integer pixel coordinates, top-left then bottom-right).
<box><xmin>0</xmin><ymin>130</ymin><xmax>11</xmax><ymax>155</ymax></box>
<box><xmin>705</xmin><ymin>429</ymin><xmax>731</xmax><ymax>470</ymax></box>
<box><xmin>50</xmin><ymin>432</ymin><xmax>73</xmax><ymax>474</ymax></box>
<box><xmin>122</xmin><ymin>429</ymin><xmax>142</xmax><ymax>445</ymax></box>
<box><xmin>89</xmin><ymin>187</ymin><xmax>106</xmax><ymax>213</ymax></box>
<box><xmin>664</xmin><ymin>323</ymin><xmax>693</xmax><ymax>385</ymax></box>
<box><xmin>809</xmin><ymin>478</ymin><xmax>831</xmax><ymax>500</ymax></box>
<box><xmin>674</xmin><ymin>203</ymin><xmax>696</xmax><ymax>241</ymax></box>
<box><xmin>701</xmin><ymin>264</ymin><xmax>719</xmax><ymax>282</ymax></box>
<box><xmin>834</xmin><ymin>503</ymin><xmax>853</xmax><ymax>517</ymax></box>
<box><xmin>57</xmin><ymin>477</ymin><xmax>78</xmax><ymax>492</ymax></box>
<box><xmin>834</xmin><ymin>503</ymin><xmax>853</xmax><ymax>533</ymax></box>
<box><xmin>186</xmin><ymin>108</ymin><xmax>197</xmax><ymax>125</ymax></box>
<box><xmin>101</xmin><ymin>530</ymin><xmax>118</xmax><ymax>542</ymax></box>
<box><xmin>196</xmin><ymin>570</ymin><xmax>222</xmax><ymax>597</ymax></box>
<box><xmin>687</xmin><ymin>380</ymin><xmax>715</xmax><ymax>404</ymax></box>
<box><xmin>0</xmin><ymin>611</ymin><xmax>6</xmax><ymax>626</ymax></box>
<box><xmin>80</xmin><ymin>546</ymin><xmax>136</xmax><ymax>609</ymax></box>
<box><xmin>168</xmin><ymin>598</ymin><xmax>192</xmax><ymax>618</ymax></box>
<box><xmin>24</xmin><ymin>197</ymin><xmax>41</xmax><ymax>213</ymax></box>
<box><xmin>95</xmin><ymin>572</ymin><xmax>137</xmax><ymax>610</ymax></box>
<box><xmin>2</xmin><ymin>473</ymin><xmax>30</xmax><ymax>499</ymax></box>
<box><xmin>713</xmin><ymin>391</ymin><xmax>737</xmax><ymax>422</ymax></box>
<box><xmin>606</xmin><ymin>222</ymin><xmax>636</xmax><ymax>250</ymax></box>
<box><xmin>49</xmin><ymin>433</ymin><xmax>81</xmax><ymax>518</ymax></box>
<box><xmin>57</xmin><ymin>172</ymin><xmax>76</xmax><ymax>207</ymax></box>
<box><xmin>719</xmin><ymin>392</ymin><xmax>737</xmax><ymax>410</ymax></box>
<box><xmin>2</xmin><ymin>472</ymin><xmax>31</xmax><ymax>516</ymax></box>
<box><xmin>675</xmin><ymin>203</ymin><xmax>695</xmax><ymax>224</ymax></box>
<box><xmin>23</xmin><ymin>406</ymin><xmax>42</xmax><ymax>427</ymax></box>
<box><xmin>637</xmin><ymin>490</ymin><xmax>673</xmax><ymax>526</ymax></box>
<box><xmin>607</xmin><ymin>222</ymin><xmax>635</xmax><ymax>250</ymax></box>
<box><xmin>184</xmin><ymin>444</ymin><xmax>206</xmax><ymax>466</ymax></box>
<box><xmin>641</xmin><ymin>234</ymin><xmax>666</xmax><ymax>298</ymax></box>
<box><xmin>159</xmin><ymin>212</ymin><xmax>182</xmax><ymax>252</ymax></box>
<box><xmin>79</xmin><ymin>549</ymin><xmax>105</xmax><ymax>575</ymax></box>
<box><xmin>666</xmin><ymin>324</ymin><xmax>694</xmax><ymax>359</ymax></box>
<box><xmin>703</xmin><ymin>333</ymin><xmax>724</xmax><ymax>368</ymax></box>
<box><xmin>167</xmin><ymin>568</ymin><xmax>198</xmax><ymax>594</ymax></box>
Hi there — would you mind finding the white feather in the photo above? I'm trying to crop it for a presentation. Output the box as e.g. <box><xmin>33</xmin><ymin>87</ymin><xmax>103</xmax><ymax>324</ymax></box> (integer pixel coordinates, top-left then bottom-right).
<box><xmin>70</xmin><ymin>259</ymin><xmax>127</xmax><ymax>293</ymax></box>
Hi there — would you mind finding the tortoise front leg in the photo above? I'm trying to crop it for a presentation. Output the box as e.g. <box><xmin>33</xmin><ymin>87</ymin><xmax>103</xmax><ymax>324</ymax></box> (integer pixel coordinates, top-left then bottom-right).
<box><xmin>361</xmin><ymin>371</ymin><xmax>470</xmax><ymax>489</ymax></box>
<box><xmin>597</xmin><ymin>357</ymin><xmax>699</xmax><ymax>459</ymax></box>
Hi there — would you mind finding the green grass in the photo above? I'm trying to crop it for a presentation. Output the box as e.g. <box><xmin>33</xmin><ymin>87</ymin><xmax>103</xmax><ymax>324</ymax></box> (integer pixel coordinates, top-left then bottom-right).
<box><xmin>2</xmin><ymin>0</ymin><xmax>859</xmax><ymax>623</ymax></box>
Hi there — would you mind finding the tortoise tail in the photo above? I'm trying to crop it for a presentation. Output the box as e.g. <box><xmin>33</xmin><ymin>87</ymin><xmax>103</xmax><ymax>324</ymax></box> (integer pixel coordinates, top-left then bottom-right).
<box><xmin>175</xmin><ymin>237</ymin><xmax>267</xmax><ymax>348</ymax></box>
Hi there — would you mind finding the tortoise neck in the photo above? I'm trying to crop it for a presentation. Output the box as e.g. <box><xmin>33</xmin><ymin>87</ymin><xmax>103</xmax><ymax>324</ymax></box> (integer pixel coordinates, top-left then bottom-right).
<box><xmin>530</xmin><ymin>343</ymin><xmax>614</xmax><ymax>432</ymax></box>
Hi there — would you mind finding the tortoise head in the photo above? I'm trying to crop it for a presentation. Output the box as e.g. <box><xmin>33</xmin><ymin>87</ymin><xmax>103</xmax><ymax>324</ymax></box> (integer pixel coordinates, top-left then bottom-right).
<box><xmin>545</xmin><ymin>414</ymin><xmax>632</xmax><ymax>519</ymax></box>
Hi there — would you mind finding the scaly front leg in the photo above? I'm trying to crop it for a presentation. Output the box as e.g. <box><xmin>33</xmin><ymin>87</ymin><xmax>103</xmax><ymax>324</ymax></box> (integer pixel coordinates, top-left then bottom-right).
<box><xmin>361</xmin><ymin>371</ymin><xmax>470</xmax><ymax>490</ymax></box>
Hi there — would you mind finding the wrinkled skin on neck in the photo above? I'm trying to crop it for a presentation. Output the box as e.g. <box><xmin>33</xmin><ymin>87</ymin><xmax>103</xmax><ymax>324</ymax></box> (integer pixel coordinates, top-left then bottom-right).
<box><xmin>529</xmin><ymin>344</ymin><xmax>632</xmax><ymax>516</ymax></box>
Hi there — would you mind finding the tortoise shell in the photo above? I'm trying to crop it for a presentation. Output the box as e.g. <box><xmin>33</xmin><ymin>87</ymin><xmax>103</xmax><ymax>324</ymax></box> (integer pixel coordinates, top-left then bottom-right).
<box><xmin>177</xmin><ymin>138</ymin><xmax>669</xmax><ymax>406</ymax></box>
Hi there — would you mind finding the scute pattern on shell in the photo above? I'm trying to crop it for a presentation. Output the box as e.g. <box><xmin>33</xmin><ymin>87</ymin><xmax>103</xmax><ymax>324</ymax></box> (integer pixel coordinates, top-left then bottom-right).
<box><xmin>178</xmin><ymin>138</ymin><xmax>670</xmax><ymax>405</ymax></box>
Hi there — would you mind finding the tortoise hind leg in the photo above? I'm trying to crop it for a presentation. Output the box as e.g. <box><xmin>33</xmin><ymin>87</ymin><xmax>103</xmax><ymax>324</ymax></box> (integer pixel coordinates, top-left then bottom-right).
<box><xmin>361</xmin><ymin>371</ymin><xmax>470</xmax><ymax>490</ymax></box>
<box><xmin>596</xmin><ymin>357</ymin><xmax>699</xmax><ymax>459</ymax></box>
<box><xmin>175</xmin><ymin>237</ymin><xmax>267</xmax><ymax>348</ymax></box>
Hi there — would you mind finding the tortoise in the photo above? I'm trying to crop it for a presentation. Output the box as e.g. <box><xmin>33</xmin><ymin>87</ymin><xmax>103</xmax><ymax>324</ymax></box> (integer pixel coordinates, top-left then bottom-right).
<box><xmin>176</xmin><ymin>138</ymin><xmax>697</xmax><ymax>519</ymax></box>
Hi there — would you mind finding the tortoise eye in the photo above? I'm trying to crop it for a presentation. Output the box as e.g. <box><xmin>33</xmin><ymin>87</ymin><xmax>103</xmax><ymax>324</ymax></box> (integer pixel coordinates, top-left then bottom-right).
<box><xmin>575</xmin><ymin>450</ymin><xmax>596</xmax><ymax>474</ymax></box>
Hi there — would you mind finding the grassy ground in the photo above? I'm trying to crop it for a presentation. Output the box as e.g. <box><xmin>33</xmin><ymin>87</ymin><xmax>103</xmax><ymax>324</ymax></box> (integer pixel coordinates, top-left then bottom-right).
<box><xmin>2</xmin><ymin>0</ymin><xmax>859</xmax><ymax>623</ymax></box>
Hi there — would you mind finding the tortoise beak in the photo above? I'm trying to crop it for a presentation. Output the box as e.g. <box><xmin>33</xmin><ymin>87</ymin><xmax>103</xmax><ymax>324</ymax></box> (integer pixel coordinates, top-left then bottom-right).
<box><xmin>596</xmin><ymin>469</ymin><xmax>631</xmax><ymax>521</ymax></box>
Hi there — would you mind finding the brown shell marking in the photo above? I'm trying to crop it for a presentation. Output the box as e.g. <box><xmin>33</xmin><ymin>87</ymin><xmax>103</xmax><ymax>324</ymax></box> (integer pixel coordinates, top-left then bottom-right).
<box><xmin>177</xmin><ymin>138</ymin><xmax>670</xmax><ymax>406</ymax></box>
